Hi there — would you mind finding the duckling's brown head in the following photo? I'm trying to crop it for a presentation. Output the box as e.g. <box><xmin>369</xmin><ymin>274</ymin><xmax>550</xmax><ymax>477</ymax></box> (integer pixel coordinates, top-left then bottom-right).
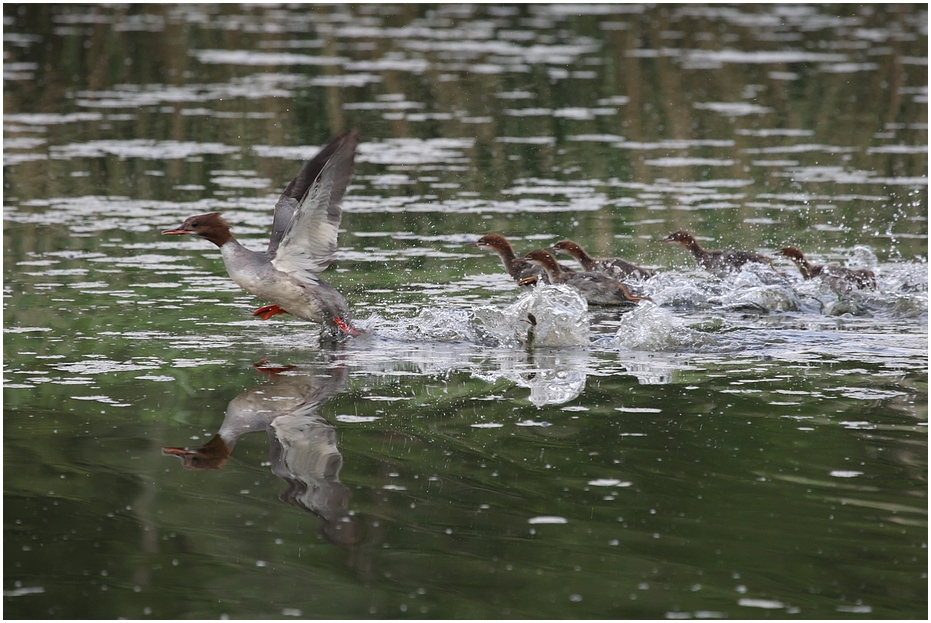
<box><xmin>523</xmin><ymin>249</ymin><xmax>561</xmax><ymax>272</ymax></box>
<box><xmin>780</xmin><ymin>246</ymin><xmax>806</xmax><ymax>261</ymax></box>
<box><xmin>660</xmin><ymin>230</ymin><xmax>694</xmax><ymax>245</ymax></box>
<box><xmin>550</xmin><ymin>240</ymin><xmax>584</xmax><ymax>257</ymax></box>
<box><xmin>467</xmin><ymin>233</ymin><xmax>513</xmax><ymax>253</ymax></box>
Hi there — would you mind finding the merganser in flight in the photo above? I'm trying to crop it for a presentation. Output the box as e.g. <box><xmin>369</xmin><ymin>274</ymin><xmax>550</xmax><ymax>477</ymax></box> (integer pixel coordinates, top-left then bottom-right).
<box><xmin>163</xmin><ymin>131</ymin><xmax>360</xmax><ymax>336</ymax></box>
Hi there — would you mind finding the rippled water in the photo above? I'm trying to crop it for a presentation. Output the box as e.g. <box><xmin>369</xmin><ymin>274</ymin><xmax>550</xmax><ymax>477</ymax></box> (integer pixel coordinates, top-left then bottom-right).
<box><xmin>3</xmin><ymin>4</ymin><xmax>927</xmax><ymax>619</ymax></box>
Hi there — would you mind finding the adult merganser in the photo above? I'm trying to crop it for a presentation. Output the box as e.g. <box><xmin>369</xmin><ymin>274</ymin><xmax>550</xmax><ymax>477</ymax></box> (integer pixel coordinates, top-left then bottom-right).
<box><xmin>163</xmin><ymin>130</ymin><xmax>360</xmax><ymax>336</ymax></box>
<box><xmin>780</xmin><ymin>246</ymin><xmax>876</xmax><ymax>290</ymax></box>
<box><xmin>520</xmin><ymin>249</ymin><xmax>651</xmax><ymax>307</ymax></box>
<box><xmin>467</xmin><ymin>233</ymin><xmax>573</xmax><ymax>285</ymax></box>
<box><xmin>550</xmin><ymin>239</ymin><xmax>654</xmax><ymax>280</ymax></box>
<box><xmin>660</xmin><ymin>230</ymin><xmax>776</xmax><ymax>273</ymax></box>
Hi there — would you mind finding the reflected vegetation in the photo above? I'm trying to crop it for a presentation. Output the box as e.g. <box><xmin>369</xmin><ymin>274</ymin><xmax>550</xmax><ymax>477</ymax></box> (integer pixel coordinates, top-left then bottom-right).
<box><xmin>3</xmin><ymin>3</ymin><xmax>927</xmax><ymax>620</ymax></box>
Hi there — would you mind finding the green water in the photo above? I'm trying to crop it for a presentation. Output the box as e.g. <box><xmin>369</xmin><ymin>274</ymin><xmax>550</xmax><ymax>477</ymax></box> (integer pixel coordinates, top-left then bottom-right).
<box><xmin>3</xmin><ymin>4</ymin><xmax>927</xmax><ymax>619</ymax></box>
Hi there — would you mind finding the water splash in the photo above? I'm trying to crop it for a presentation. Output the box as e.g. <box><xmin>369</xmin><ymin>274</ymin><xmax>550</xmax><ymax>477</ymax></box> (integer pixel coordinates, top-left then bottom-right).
<box><xmin>613</xmin><ymin>302</ymin><xmax>719</xmax><ymax>352</ymax></box>
<box><xmin>646</xmin><ymin>265</ymin><xmax>799</xmax><ymax>313</ymax></box>
<box><xmin>643</xmin><ymin>257</ymin><xmax>928</xmax><ymax>319</ymax></box>
<box><xmin>472</xmin><ymin>284</ymin><xmax>590</xmax><ymax>348</ymax></box>
<box><xmin>355</xmin><ymin>308</ymin><xmax>483</xmax><ymax>343</ymax></box>
<box><xmin>646</xmin><ymin>271</ymin><xmax>719</xmax><ymax>308</ymax></box>
<box><xmin>715</xmin><ymin>273</ymin><xmax>801</xmax><ymax>312</ymax></box>
<box><xmin>354</xmin><ymin>285</ymin><xmax>590</xmax><ymax>350</ymax></box>
<box><xmin>849</xmin><ymin>245</ymin><xmax>879</xmax><ymax>269</ymax></box>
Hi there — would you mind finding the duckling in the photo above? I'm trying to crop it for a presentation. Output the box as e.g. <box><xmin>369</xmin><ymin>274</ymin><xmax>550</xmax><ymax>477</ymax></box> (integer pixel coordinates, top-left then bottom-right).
<box><xmin>468</xmin><ymin>233</ymin><xmax>573</xmax><ymax>285</ymax></box>
<box><xmin>550</xmin><ymin>239</ymin><xmax>653</xmax><ymax>280</ymax></box>
<box><xmin>780</xmin><ymin>246</ymin><xmax>876</xmax><ymax>290</ymax></box>
<box><xmin>521</xmin><ymin>249</ymin><xmax>650</xmax><ymax>307</ymax></box>
<box><xmin>660</xmin><ymin>230</ymin><xmax>777</xmax><ymax>273</ymax></box>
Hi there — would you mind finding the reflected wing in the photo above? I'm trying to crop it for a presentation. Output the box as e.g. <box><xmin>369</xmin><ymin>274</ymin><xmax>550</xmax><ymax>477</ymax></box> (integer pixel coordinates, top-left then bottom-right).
<box><xmin>271</xmin><ymin>130</ymin><xmax>359</xmax><ymax>279</ymax></box>
<box><xmin>267</xmin><ymin>130</ymin><xmax>355</xmax><ymax>257</ymax></box>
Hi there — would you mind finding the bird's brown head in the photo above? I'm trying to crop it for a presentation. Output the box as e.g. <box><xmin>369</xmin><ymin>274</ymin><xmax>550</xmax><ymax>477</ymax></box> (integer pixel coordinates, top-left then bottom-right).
<box><xmin>163</xmin><ymin>212</ymin><xmax>233</xmax><ymax>247</ymax></box>
<box><xmin>550</xmin><ymin>240</ymin><xmax>584</xmax><ymax>256</ymax></box>
<box><xmin>522</xmin><ymin>249</ymin><xmax>560</xmax><ymax>272</ymax></box>
<box><xmin>467</xmin><ymin>233</ymin><xmax>512</xmax><ymax>253</ymax></box>
<box><xmin>659</xmin><ymin>230</ymin><xmax>694</xmax><ymax>245</ymax></box>
<box><xmin>780</xmin><ymin>246</ymin><xmax>806</xmax><ymax>261</ymax></box>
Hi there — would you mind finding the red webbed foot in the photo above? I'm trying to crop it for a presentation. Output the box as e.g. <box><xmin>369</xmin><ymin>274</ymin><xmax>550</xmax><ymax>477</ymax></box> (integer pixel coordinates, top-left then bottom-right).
<box><xmin>334</xmin><ymin>317</ymin><xmax>361</xmax><ymax>336</ymax></box>
<box><xmin>252</xmin><ymin>304</ymin><xmax>289</xmax><ymax>320</ymax></box>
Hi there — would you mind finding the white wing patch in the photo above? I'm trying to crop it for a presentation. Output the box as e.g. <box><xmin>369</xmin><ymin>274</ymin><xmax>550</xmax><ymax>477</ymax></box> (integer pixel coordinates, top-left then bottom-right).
<box><xmin>271</xmin><ymin>134</ymin><xmax>357</xmax><ymax>282</ymax></box>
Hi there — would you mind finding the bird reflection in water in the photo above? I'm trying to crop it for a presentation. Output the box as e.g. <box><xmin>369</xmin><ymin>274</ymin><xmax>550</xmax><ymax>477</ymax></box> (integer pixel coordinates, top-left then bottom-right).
<box><xmin>162</xmin><ymin>361</ymin><xmax>357</xmax><ymax>548</ymax></box>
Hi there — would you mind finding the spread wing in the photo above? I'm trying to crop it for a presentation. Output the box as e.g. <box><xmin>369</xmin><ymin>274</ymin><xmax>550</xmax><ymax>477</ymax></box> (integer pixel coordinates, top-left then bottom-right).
<box><xmin>271</xmin><ymin>130</ymin><xmax>359</xmax><ymax>281</ymax></box>
<box><xmin>266</xmin><ymin>130</ymin><xmax>355</xmax><ymax>257</ymax></box>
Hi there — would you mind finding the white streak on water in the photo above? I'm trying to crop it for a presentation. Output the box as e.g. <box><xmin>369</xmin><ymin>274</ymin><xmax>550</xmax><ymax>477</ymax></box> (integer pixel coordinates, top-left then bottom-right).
<box><xmin>528</xmin><ymin>516</ymin><xmax>567</xmax><ymax>524</ymax></box>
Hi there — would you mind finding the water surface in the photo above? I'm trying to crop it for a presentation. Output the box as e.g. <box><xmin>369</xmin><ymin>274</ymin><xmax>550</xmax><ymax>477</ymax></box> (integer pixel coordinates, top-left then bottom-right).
<box><xmin>3</xmin><ymin>4</ymin><xmax>927</xmax><ymax>619</ymax></box>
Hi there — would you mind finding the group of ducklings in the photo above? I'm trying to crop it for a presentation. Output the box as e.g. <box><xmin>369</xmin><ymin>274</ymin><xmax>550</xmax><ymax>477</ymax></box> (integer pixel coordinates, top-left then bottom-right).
<box><xmin>468</xmin><ymin>230</ymin><xmax>877</xmax><ymax>307</ymax></box>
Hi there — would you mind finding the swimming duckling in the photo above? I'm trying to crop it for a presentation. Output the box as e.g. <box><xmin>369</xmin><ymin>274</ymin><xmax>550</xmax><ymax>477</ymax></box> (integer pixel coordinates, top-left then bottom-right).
<box><xmin>550</xmin><ymin>239</ymin><xmax>653</xmax><ymax>280</ymax></box>
<box><xmin>468</xmin><ymin>233</ymin><xmax>573</xmax><ymax>285</ymax></box>
<box><xmin>660</xmin><ymin>230</ymin><xmax>777</xmax><ymax>274</ymax></box>
<box><xmin>520</xmin><ymin>249</ymin><xmax>650</xmax><ymax>307</ymax></box>
<box><xmin>780</xmin><ymin>246</ymin><xmax>876</xmax><ymax>290</ymax></box>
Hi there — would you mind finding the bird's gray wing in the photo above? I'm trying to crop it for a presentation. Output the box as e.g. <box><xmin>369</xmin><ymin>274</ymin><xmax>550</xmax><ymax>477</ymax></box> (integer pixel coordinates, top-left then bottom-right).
<box><xmin>266</xmin><ymin>130</ymin><xmax>355</xmax><ymax>257</ymax></box>
<box><xmin>271</xmin><ymin>130</ymin><xmax>359</xmax><ymax>280</ymax></box>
